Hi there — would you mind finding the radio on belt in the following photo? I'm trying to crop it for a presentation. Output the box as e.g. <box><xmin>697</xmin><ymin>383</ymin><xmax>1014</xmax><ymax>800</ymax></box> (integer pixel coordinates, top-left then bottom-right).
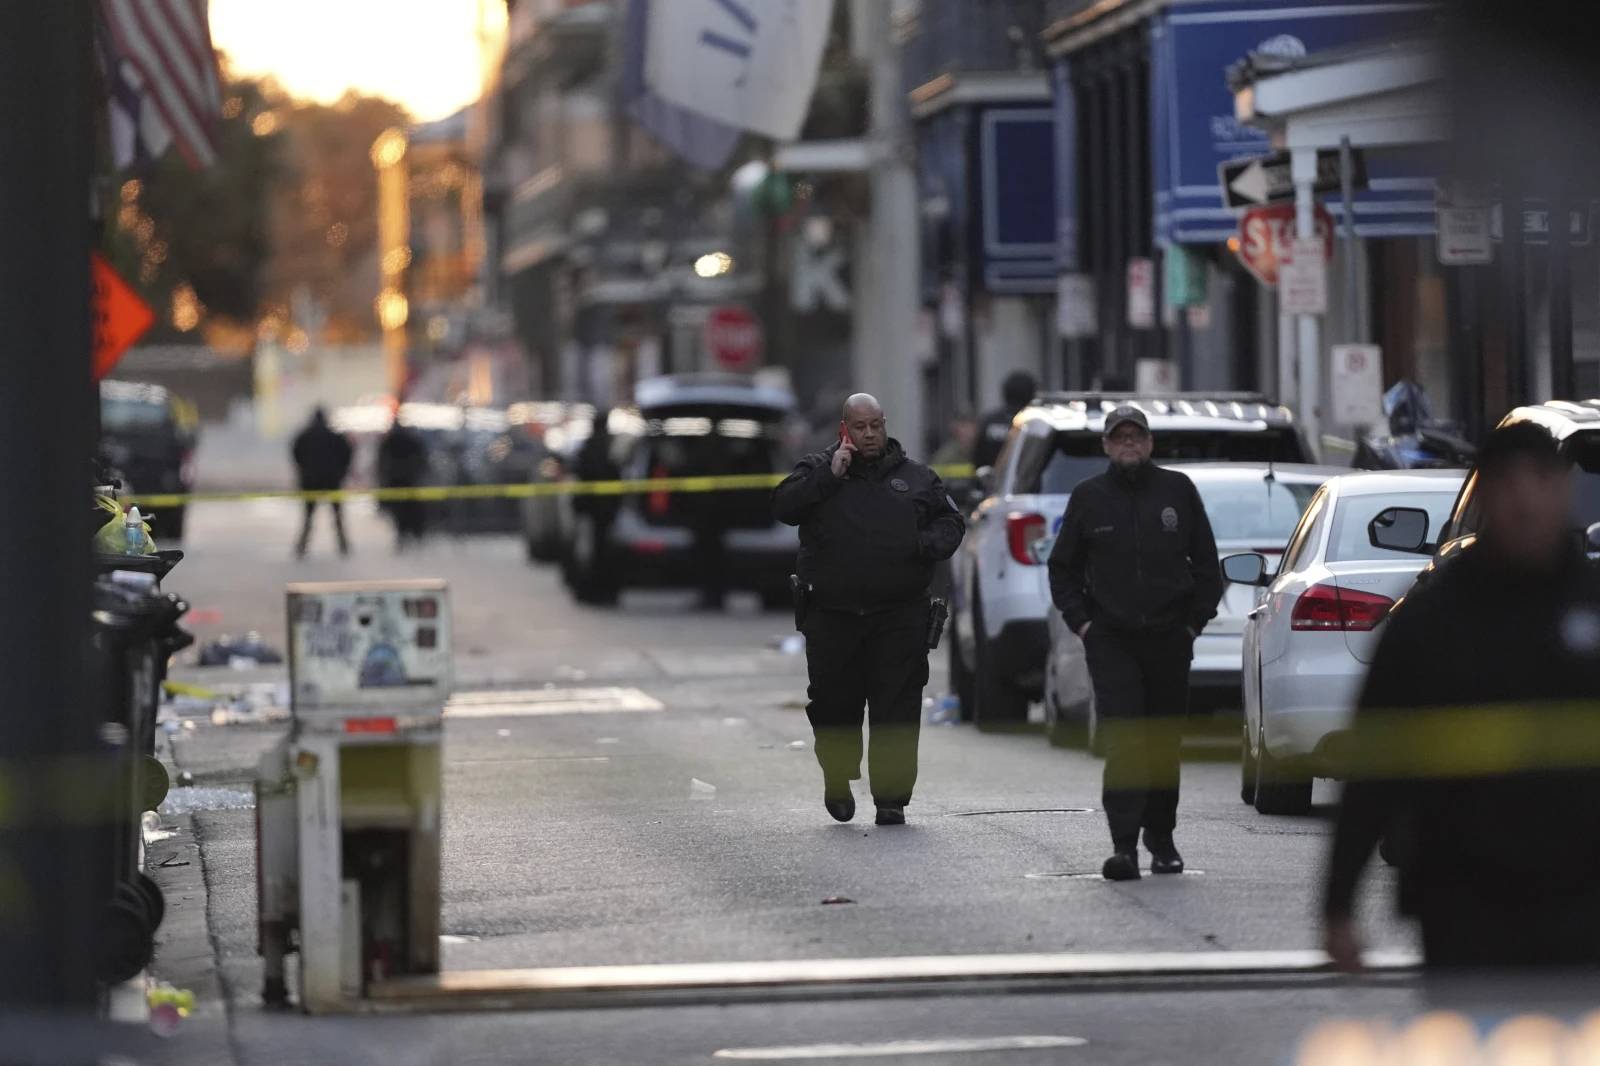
<box><xmin>255</xmin><ymin>579</ymin><xmax>451</xmax><ymax>1012</ymax></box>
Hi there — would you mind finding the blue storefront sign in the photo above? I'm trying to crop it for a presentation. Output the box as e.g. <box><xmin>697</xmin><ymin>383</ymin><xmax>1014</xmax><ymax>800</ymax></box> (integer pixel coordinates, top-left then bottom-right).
<box><xmin>918</xmin><ymin>104</ymin><xmax>1059</xmax><ymax>297</ymax></box>
<box><xmin>1149</xmin><ymin>1</ymin><xmax>1438</xmax><ymax>245</ymax></box>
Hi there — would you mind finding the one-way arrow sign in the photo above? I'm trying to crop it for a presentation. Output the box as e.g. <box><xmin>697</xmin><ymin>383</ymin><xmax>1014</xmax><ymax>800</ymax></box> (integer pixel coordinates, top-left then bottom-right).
<box><xmin>1219</xmin><ymin>149</ymin><xmax>1367</xmax><ymax>210</ymax></box>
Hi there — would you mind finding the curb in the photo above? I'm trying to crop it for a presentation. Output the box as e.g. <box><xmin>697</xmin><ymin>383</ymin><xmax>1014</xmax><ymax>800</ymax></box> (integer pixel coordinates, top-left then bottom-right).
<box><xmin>145</xmin><ymin>812</ymin><xmax>238</xmax><ymax>1066</ymax></box>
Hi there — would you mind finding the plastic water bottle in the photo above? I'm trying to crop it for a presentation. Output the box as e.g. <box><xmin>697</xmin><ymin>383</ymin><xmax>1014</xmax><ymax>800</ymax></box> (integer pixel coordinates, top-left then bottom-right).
<box><xmin>123</xmin><ymin>505</ymin><xmax>145</xmax><ymax>554</ymax></box>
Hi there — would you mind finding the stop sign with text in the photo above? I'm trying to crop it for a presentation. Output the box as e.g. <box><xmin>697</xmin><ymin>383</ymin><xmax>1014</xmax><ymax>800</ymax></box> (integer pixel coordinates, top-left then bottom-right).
<box><xmin>703</xmin><ymin>305</ymin><xmax>764</xmax><ymax>371</ymax></box>
<box><xmin>1235</xmin><ymin>204</ymin><xmax>1336</xmax><ymax>287</ymax></box>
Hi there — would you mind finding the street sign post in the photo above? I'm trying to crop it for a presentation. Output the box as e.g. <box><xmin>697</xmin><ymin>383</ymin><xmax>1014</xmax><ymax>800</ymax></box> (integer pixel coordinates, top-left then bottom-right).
<box><xmin>91</xmin><ymin>251</ymin><xmax>155</xmax><ymax>380</ymax></box>
<box><xmin>1219</xmin><ymin>149</ymin><xmax>1367</xmax><ymax>210</ymax></box>
<box><xmin>1331</xmin><ymin>344</ymin><xmax>1385</xmax><ymax>426</ymax></box>
<box><xmin>1279</xmin><ymin>237</ymin><xmax>1329</xmax><ymax>316</ymax></box>
<box><xmin>702</xmin><ymin>305</ymin><xmax>764</xmax><ymax>371</ymax></box>
<box><xmin>1235</xmin><ymin>203</ymin><xmax>1336</xmax><ymax>287</ymax></box>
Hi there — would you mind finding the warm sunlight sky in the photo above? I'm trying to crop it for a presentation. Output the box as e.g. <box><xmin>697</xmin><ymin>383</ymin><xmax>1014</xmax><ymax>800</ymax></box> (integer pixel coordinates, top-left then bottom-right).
<box><xmin>208</xmin><ymin>0</ymin><xmax>508</xmax><ymax>121</ymax></box>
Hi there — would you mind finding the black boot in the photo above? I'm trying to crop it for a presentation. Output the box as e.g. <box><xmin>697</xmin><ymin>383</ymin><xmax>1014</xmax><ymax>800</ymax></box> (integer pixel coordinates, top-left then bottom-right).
<box><xmin>824</xmin><ymin>791</ymin><xmax>856</xmax><ymax>823</ymax></box>
<box><xmin>1102</xmin><ymin>851</ymin><xmax>1141</xmax><ymax>881</ymax></box>
<box><xmin>1145</xmin><ymin>834</ymin><xmax>1184</xmax><ymax>875</ymax></box>
<box><xmin>874</xmin><ymin>804</ymin><xmax>906</xmax><ymax>826</ymax></box>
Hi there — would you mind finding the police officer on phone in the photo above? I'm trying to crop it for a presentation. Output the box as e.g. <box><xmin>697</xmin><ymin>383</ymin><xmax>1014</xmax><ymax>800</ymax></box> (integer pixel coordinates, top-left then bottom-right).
<box><xmin>772</xmin><ymin>393</ymin><xmax>965</xmax><ymax>826</ymax></box>
<box><xmin>1048</xmin><ymin>405</ymin><xmax>1222</xmax><ymax>880</ymax></box>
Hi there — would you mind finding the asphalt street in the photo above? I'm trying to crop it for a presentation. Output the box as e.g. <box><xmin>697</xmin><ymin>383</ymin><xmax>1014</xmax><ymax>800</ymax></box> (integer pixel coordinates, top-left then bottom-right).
<box><xmin>147</xmin><ymin>499</ymin><xmax>1425</xmax><ymax>1065</ymax></box>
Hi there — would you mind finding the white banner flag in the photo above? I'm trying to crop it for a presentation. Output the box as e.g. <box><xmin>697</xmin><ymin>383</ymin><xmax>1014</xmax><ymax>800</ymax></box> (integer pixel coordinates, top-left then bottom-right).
<box><xmin>644</xmin><ymin>0</ymin><xmax>835</xmax><ymax>141</ymax></box>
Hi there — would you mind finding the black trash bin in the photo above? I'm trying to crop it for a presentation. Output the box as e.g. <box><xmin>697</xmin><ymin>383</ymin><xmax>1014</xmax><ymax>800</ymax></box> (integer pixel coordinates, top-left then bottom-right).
<box><xmin>86</xmin><ymin>567</ymin><xmax>192</xmax><ymax>984</ymax></box>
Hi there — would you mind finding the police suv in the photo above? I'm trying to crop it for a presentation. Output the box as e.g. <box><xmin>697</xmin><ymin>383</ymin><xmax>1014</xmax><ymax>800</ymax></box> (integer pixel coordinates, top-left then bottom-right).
<box><xmin>949</xmin><ymin>392</ymin><xmax>1313</xmax><ymax>727</ymax></box>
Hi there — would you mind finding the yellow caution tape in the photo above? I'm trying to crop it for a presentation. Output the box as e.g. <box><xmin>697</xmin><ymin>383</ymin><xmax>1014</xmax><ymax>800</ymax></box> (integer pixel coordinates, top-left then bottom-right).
<box><xmin>162</xmin><ymin>679</ymin><xmax>220</xmax><ymax>700</ymax></box>
<box><xmin>124</xmin><ymin>465</ymin><xmax>979</xmax><ymax>509</ymax></box>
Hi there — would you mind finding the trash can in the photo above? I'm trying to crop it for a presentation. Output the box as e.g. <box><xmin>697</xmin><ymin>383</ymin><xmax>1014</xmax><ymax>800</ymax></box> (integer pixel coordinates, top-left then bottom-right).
<box><xmin>86</xmin><ymin>568</ymin><xmax>193</xmax><ymax>984</ymax></box>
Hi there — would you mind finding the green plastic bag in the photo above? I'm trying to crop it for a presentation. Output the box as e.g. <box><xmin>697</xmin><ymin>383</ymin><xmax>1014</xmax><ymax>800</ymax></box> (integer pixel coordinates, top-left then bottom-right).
<box><xmin>93</xmin><ymin>494</ymin><xmax>156</xmax><ymax>555</ymax></box>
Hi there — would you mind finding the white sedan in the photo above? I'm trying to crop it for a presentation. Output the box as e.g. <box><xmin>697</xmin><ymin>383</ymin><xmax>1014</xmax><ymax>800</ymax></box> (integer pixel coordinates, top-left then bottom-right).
<box><xmin>1224</xmin><ymin>469</ymin><xmax>1465</xmax><ymax>815</ymax></box>
<box><xmin>1039</xmin><ymin>462</ymin><xmax>1343</xmax><ymax>752</ymax></box>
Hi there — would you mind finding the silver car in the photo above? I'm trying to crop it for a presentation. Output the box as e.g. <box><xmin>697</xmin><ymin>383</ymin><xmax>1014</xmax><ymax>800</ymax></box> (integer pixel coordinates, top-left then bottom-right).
<box><xmin>1224</xmin><ymin>469</ymin><xmax>1466</xmax><ymax>815</ymax></box>
<box><xmin>1039</xmin><ymin>462</ymin><xmax>1342</xmax><ymax>752</ymax></box>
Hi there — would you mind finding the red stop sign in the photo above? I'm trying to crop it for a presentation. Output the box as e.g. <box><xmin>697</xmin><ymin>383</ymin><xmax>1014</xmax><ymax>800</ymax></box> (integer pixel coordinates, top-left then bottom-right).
<box><xmin>703</xmin><ymin>305</ymin><xmax>764</xmax><ymax>371</ymax></box>
<box><xmin>1235</xmin><ymin>203</ymin><xmax>1336</xmax><ymax>287</ymax></box>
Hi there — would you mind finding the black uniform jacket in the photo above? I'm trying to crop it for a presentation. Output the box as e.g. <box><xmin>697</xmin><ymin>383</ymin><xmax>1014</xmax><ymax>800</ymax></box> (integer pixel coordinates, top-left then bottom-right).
<box><xmin>1324</xmin><ymin>543</ymin><xmax>1600</xmax><ymax>922</ymax></box>
<box><xmin>772</xmin><ymin>439</ymin><xmax>965</xmax><ymax>613</ymax></box>
<box><xmin>1047</xmin><ymin>461</ymin><xmax>1222</xmax><ymax>635</ymax></box>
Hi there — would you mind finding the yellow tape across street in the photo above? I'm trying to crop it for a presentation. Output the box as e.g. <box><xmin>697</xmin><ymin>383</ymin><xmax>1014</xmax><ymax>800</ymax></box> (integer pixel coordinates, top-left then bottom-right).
<box><xmin>124</xmin><ymin>465</ymin><xmax>980</xmax><ymax>510</ymax></box>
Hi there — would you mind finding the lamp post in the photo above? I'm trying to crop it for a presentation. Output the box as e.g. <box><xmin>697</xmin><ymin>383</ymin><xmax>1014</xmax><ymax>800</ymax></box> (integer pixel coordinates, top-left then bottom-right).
<box><xmin>372</xmin><ymin>127</ymin><xmax>412</xmax><ymax>397</ymax></box>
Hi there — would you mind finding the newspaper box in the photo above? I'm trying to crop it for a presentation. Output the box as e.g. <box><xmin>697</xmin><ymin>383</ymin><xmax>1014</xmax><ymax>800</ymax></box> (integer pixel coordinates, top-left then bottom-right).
<box><xmin>256</xmin><ymin>580</ymin><xmax>451</xmax><ymax>1012</ymax></box>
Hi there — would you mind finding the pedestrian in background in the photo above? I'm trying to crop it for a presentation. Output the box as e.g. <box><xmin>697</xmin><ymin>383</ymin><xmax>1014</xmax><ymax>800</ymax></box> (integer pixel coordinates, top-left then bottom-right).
<box><xmin>1048</xmin><ymin>405</ymin><xmax>1222</xmax><ymax>880</ymax></box>
<box><xmin>973</xmin><ymin>371</ymin><xmax>1037</xmax><ymax>472</ymax></box>
<box><xmin>377</xmin><ymin>412</ymin><xmax>428</xmax><ymax>552</ymax></box>
<box><xmin>1325</xmin><ymin>423</ymin><xmax>1600</xmax><ymax>973</ymax></box>
<box><xmin>773</xmin><ymin>393</ymin><xmax>964</xmax><ymax>826</ymax></box>
<box><xmin>290</xmin><ymin>406</ymin><xmax>353</xmax><ymax>558</ymax></box>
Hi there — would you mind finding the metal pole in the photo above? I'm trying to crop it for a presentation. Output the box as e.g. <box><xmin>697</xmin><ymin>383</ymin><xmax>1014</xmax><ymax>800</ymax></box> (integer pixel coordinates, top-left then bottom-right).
<box><xmin>1550</xmin><ymin>194</ymin><xmax>1575</xmax><ymax>400</ymax></box>
<box><xmin>0</xmin><ymin>0</ymin><xmax>99</xmax><ymax>1021</ymax></box>
<box><xmin>1292</xmin><ymin>148</ymin><xmax>1323</xmax><ymax>460</ymax></box>
<box><xmin>859</xmin><ymin>0</ymin><xmax>924</xmax><ymax>454</ymax></box>
<box><xmin>1340</xmin><ymin>137</ymin><xmax>1360</xmax><ymax>341</ymax></box>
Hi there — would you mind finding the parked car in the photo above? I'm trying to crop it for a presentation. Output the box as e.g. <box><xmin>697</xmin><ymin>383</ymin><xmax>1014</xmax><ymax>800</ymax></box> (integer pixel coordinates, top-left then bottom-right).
<box><xmin>949</xmin><ymin>392</ymin><xmax>1313</xmax><ymax>729</ymax></box>
<box><xmin>98</xmin><ymin>379</ymin><xmax>198</xmax><ymax>541</ymax></box>
<box><xmin>1038</xmin><ymin>462</ymin><xmax>1340</xmax><ymax>751</ymax></box>
<box><xmin>559</xmin><ymin>375</ymin><xmax>802</xmax><ymax>606</ymax></box>
<box><xmin>1223</xmin><ymin>469</ymin><xmax>1466</xmax><ymax>814</ymax></box>
<box><xmin>1401</xmin><ymin>401</ymin><xmax>1600</xmax><ymax>583</ymax></box>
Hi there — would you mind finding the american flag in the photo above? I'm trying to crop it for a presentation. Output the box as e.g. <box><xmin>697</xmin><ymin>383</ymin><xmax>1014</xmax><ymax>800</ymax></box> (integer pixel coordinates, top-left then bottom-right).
<box><xmin>97</xmin><ymin>0</ymin><xmax>222</xmax><ymax>170</ymax></box>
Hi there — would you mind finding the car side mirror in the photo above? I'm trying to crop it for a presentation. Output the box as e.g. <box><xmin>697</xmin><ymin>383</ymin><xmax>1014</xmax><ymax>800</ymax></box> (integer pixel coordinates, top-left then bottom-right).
<box><xmin>1586</xmin><ymin>522</ymin><xmax>1600</xmax><ymax>555</ymax></box>
<box><xmin>975</xmin><ymin>465</ymin><xmax>995</xmax><ymax>496</ymax></box>
<box><xmin>1222</xmin><ymin>552</ymin><xmax>1269</xmax><ymax>587</ymax></box>
<box><xmin>1030</xmin><ymin>533</ymin><xmax>1057</xmax><ymax>566</ymax></box>
<box><xmin>1369</xmin><ymin>506</ymin><xmax>1431</xmax><ymax>554</ymax></box>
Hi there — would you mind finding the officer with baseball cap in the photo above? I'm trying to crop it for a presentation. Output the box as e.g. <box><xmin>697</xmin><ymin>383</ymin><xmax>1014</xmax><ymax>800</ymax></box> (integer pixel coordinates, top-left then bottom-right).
<box><xmin>1047</xmin><ymin>404</ymin><xmax>1223</xmax><ymax>880</ymax></box>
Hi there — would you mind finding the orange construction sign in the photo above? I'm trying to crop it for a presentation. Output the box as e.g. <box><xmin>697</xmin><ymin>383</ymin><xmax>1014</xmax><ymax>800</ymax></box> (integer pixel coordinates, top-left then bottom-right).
<box><xmin>91</xmin><ymin>251</ymin><xmax>155</xmax><ymax>381</ymax></box>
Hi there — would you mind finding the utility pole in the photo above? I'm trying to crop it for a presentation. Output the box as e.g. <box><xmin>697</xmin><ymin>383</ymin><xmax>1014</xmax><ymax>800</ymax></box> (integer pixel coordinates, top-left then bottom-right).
<box><xmin>0</xmin><ymin>0</ymin><xmax>100</xmax><ymax>1024</ymax></box>
<box><xmin>857</xmin><ymin>0</ymin><xmax>924</xmax><ymax>455</ymax></box>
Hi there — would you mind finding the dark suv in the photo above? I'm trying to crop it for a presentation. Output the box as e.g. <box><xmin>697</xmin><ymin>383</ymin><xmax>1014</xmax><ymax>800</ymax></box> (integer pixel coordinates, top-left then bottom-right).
<box><xmin>99</xmin><ymin>380</ymin><xmax>197</xmax><ymax>541</ymax></box>
<box><xmin>560</xmin><ymin>375</ymin><xmax>802</xmax><ymax>607</ymax></box>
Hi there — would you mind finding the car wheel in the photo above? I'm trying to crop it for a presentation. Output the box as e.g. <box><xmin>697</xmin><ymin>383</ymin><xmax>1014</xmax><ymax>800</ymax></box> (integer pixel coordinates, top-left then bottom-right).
<box><xmin>1253</xmin><ymin>721</ymin><xmax>1312</xmax><ymax>815</ymax></box>
<box><xmin>948</xmin><ymin>608</ymin><xmax>975</xmax><ymax>722</ymax></box>
<box><xmin>1239</xmin><ymin>715</ymin><xmax>1258</xmax><ymax>805</ymax></box>
<box><xmin>972</xmin><ymin>592</ymin><xmax>1029</xmax><ymax>730</ymax></box>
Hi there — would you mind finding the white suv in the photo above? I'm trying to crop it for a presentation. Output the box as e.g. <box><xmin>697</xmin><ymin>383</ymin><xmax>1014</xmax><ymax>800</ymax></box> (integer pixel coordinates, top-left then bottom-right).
<box><xmin>948</xmin><ymin>393</ymin><xmax>1312</xmax><ymax>728</ymax></box>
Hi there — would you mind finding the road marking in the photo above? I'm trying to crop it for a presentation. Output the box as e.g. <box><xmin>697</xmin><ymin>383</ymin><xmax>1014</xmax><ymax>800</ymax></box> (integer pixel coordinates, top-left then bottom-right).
<box><xmin>445</xmin><ymin>687</ymin><xmax>664</xmax><ymax>718</ymax></box>
<box><xmin>713</xmin><ymin>1035</ymin><xmax>1089</xmax><ymax>1059</ymax></box>
<box><xmin>368</xmin><ymin>949</ymin><xmax>1422</xmax><ymax>1013</ymax></box>
<box><xmin>952</xmin><ymin>808</ymin><xmax>1095</xmax><ymax>817</ymax></box>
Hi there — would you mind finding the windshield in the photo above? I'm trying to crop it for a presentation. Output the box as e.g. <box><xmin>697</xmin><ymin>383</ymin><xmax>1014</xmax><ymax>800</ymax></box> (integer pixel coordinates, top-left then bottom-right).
<box><xmin>1028</xmin><ymin>429</ymin><xmax>1308</xmax><ymax>495</ymax></box>
<box><xmin>100</xmin><ymin>395</ymin><xmax>171</xmax><ymax>433</ymax></box>
<box><xmin>1191</xmin><ymin>476</ymin><xmax>1321</xmax><ymax>546</ymax></box>
<box><xmin>1327</xmin><ymin>490</ymin><xmax>1461</xmax><ymax>562</ymax></box>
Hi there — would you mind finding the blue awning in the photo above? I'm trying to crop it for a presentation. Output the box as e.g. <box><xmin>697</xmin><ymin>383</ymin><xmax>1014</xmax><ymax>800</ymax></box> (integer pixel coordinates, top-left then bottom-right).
<box><xmin>1150</xmin><ymin>1</ymin><xmax>1439</xmax><ymax>245</ymax></box>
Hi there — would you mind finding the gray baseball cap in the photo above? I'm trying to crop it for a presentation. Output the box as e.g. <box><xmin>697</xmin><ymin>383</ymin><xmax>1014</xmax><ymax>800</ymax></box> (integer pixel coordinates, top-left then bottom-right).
<box><xmin>1103</xmin><ymin>404</ymin><xmax>1150</xmax><ymax>437</ymax></box>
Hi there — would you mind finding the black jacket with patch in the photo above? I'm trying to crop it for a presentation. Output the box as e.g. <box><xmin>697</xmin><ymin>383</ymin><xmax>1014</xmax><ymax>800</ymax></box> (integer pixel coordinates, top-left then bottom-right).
<box><xmin>1047</xmin><ymin>461</ymin><xmax>1222</xmax><ymax>635</ymax></box>
<box><xmin>772</xmin><ymin>439</ymin><xmax>965</xmax><ymax>613</ymax></box>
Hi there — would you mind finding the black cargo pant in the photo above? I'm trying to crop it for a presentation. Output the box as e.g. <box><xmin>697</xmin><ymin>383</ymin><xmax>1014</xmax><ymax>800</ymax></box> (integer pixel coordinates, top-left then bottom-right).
<box><xmin>1084</xmin><ymin>624</ymin><xmax>1192</xmax><ymax>852</ymax></box>
<box><xmin>803</xmin><ymin>602</ymin><xmax>929</xmax><ymax>806</ymax></box>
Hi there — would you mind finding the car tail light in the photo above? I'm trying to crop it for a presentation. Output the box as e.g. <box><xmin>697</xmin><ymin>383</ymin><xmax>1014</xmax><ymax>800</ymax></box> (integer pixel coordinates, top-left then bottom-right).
<box><xmin>648</xmin><ymin>463</ymin><xmax>670</xmax><ymax>517</ymax></box>
<box><xmin>1290</xmin><ymin>583</ymin><xmax>1394</xmax><ymax>632</ymax></box>
<box><xmin>1006</xmin><ymin>512</ymin><xmax>1047</xmax><ymax>566</ymax></box>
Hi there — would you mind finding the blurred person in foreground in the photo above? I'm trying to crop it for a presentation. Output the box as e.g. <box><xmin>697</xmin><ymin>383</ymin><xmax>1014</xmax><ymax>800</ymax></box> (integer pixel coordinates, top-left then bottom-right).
<box><xmin>1325</xmin><ymin>423</ymin><xmax>1600</xmax><ymax>973</ymax></box>
<box><xmin>291</xmin><ymin>406</ymin><xmax>353</xmax><ymax>558</ymax></box>
<box><xmin>973</xmin><ymin>370</ymin><xmax>1037</xmax><ymax>471</ymax></box>
<box><xmin>773</xmin><ymin>393</ymin><xmax>965</xmax><ymax>826</ymax></box>
<box><xmin>1048</xmin><ymin>405</ymin><xmax>1222</xmax><ymax>880</ymax></box>
<box><xmin>377</xmin><ymin>412</ymin><xmax>428</xmax><ymax>552</ymax></box>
